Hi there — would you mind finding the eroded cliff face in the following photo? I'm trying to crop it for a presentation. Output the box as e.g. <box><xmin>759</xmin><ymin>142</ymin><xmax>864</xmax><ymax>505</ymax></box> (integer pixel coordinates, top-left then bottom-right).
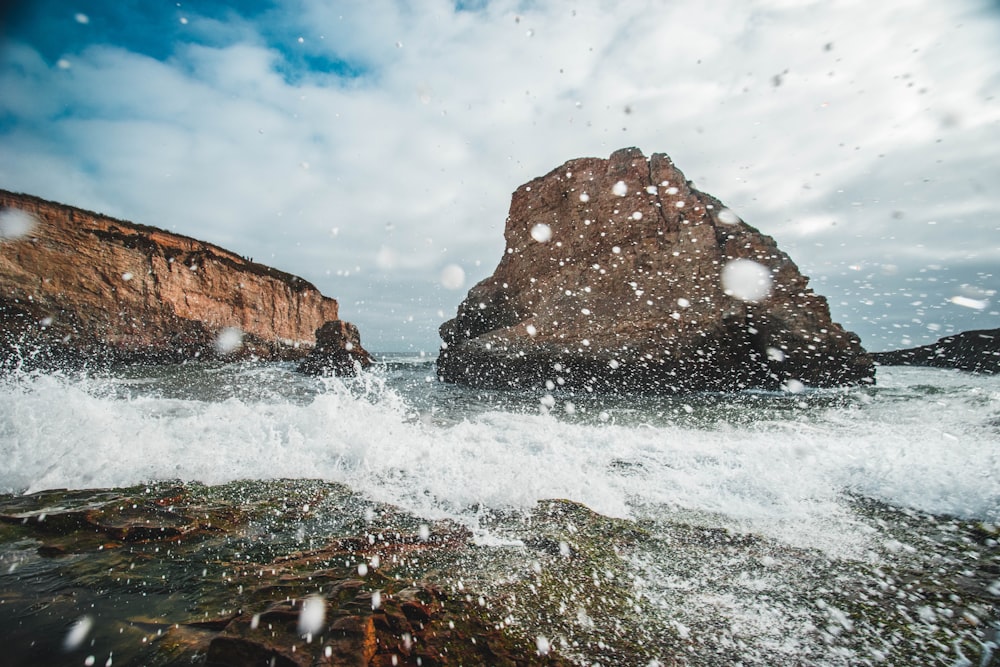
<box><xmin>438</xmin><ymin>148</ymin><xmax>874</xmax><ymax>392</ymax></box>
<box><xmin>0</xmin><ymin>190</ymin><xmax>342</xmax><ymax>364</ymax></box>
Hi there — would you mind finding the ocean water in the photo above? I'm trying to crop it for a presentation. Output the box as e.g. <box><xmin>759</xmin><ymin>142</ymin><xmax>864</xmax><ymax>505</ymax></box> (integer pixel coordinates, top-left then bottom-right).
<box><xmin>1</xmin><ymin>358</ymin><xmax>999</xmax><ymax>664</ymax></box>
<box><xmin>2</xmin><ymin>358</ymin><xmax>997</xmax><ymax>540</ymax></box>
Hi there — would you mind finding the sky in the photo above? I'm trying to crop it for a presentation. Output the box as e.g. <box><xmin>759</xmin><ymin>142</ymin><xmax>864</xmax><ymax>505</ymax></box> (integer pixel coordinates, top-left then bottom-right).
<box><xmin>1</xmin><ymin>0</ymin><xmax>998</xmax><ymax>353</ymax></box>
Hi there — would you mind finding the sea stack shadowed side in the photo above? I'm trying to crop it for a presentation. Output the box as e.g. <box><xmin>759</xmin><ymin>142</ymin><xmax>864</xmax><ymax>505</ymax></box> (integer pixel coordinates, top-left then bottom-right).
<box><xmin>437</xmin><ymin>148</ymin><xmax>874</xmax><ymax>392</ymax></box>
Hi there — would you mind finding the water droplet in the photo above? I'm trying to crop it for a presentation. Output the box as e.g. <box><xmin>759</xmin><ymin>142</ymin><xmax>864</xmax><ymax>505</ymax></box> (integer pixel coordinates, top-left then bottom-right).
<box><xmin>371</xmin><ymin>590</ymin><xmax>382</xmax><ymax>609</ymax></box>
<box><xmin>530</xmin><ymin>223</ymin><xmax>552</xmax><ymax>243</ymax></box>
<box><xmin>612</xmin><ymin>181</ymin><xmax>628</xmax><ymax>197</ymax></box>
<box><xmin>418</xmin><ymin>524</ymin><xmax>430</xmax><ymax>541</ymax></box>
<box><xmin>717</xmin><ymin>209</ymin><xmax>741</xmax><ymax>225</ymax></box>
<box><xmin>64</xmin><ymin>615</ymin><xmax>93</xmax><ymax>650</ymax></box>
<box><xmin>677</xmin><ymin>298</ymin><xmax>690</xmax><ymax>308</ymax></box>
<box><xmin>526</xmin><ymin>324</ymin><xmax>537</xmax><ymax>336</ymax></box>
<box><xmin>536</xmin><ymin>636</ymin><xmax>551</xmax><ymax>655</ymax></box>
<box><xmin>608</xmin><ymin>359</ymin><xmax>620</xmax><ymax>369</ymax></box>
<box><xmin>74</xmin><ymin>13</ymin><xmax>89</xmax><ymax>24</ymax></box>
<box><xmin>783</xmin><ymin>379</ymin><xmax>806</xmax><ymax>393</ymax></box>
<box><xmin>214</xmin><ymin>327</ymin><xmax>244</xmax><ymax>355</ymax></box>
<box><xmin>121</xmin><ymin>272</ymin><xmax>133</xmax><ymax>282</ymax></box>
<box><xmin>298</xmin><ymin>595</ymin><xmax>326</xmax><ymax>635</ymax></box>
<box><xmin>721</xmin><ymin>259</ymin><xmax>772</xmax><ymax>302</ymax></box>
<box><xmin>579</xmin><ymin>192</ymin><xmax>590</xmax><ymax>202</ymax></box>
<box><xmin>440</xmin><ymin>264</ymin><xmax>466</xmax><ymax>290</ymax></box>
<box><xmin>357</xmin><ymin>563</ymin><xmax>369</xmax><ymax>576</ymax></box>
<box><xmin>766</xmin><ymin>347</ymin><xmax>785</xmax><ymax>362</ymax></box>
<box><xmin>612</xmin><ymin>246</ymin><xmax>621</xmax><ymax>254</ymax></box>
<box><xmin>631</xmin><ymin>211</ymin><xmax>643</xmax><ymax>221</ymax></box>
<box><xmin>949</xmin><ymin>295</ymin><xmax>988</xmax><ymax>310</ymax></box>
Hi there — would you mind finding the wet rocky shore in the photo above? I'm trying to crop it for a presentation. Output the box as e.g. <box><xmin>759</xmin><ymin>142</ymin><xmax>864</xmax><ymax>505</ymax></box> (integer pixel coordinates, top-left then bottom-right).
<box><xmin>1</xmin><ymin>480</ymin><xmax>997</xmax><ymax>666</ymax></box>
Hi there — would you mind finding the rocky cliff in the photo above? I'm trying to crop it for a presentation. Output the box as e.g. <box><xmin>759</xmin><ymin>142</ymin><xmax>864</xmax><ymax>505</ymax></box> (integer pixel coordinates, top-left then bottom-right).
<box><xmin>872</xmin><ymin>328</ymin><xmax>1000</xmax><ymax>373</ymax></box>
<box><xmin>438</xmin><ymin>148</ymin><xmax>874</xmax><ymax>392</ymax></box>
<box><xmin>0</xmin><ymin>189</ymin><xmax>344</xmax><ymax>366</ymax></box>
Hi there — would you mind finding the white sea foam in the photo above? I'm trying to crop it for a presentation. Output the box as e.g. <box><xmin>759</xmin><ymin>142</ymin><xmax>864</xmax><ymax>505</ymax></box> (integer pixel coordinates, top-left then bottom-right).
<box><xmin>0</xmin><ymin>365</ymin><xmax>997</xmax><ymax>556</ymax></box>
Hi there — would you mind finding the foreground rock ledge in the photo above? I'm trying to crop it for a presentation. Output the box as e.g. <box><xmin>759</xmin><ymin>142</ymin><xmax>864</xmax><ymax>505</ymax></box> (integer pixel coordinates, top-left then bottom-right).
<box><xmin>438</xmin><ymin>148</ymin><xmax>874</xmax><ymax>392</ymax></box>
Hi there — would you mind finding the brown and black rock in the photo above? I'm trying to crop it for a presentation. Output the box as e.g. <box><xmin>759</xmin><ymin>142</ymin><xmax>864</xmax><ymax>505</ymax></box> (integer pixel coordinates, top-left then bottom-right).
<box><xmin>297</xmin><ymin>319</ymin><xmax>375</xmax><ymax>376</ymax></box>
<box><xmin>0</xmin><ymin>189</ymin><xmax>360</xmax><ymax>367</ymax></box>
<box><xmin>438</xmin><ymin>147</ymin><xmax>874</xmax><ymax>392</ymax></box>
<box><xmin>872</xmin><ymin>328</ymin><xmax>1000</xmax><ymax>373</ymax></box>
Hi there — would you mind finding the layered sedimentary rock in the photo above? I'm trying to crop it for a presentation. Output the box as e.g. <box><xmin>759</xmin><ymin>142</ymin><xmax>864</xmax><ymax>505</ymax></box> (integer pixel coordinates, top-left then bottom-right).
<box><xmin>297</xmin><ymin>319</ymin><xmax>374</xmax><ymax>376</ymax></box>
<box><xmin>0</xmin><ymin>189</ymin><xmax>346</xmax><ymax>365</ymax></box>
<box><xmin>873</xmin><ymin>328</ymin><xmax>1000</xmax><ymax>374</ymax></box>
<box><xmin>438</xmin><ymin>148</ymin><xmax>874</xmax><ymax>392</ymax></box>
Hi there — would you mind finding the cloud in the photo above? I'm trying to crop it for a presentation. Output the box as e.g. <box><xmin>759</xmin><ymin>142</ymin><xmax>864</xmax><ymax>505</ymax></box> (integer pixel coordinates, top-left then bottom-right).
<box><xmin>1</xmin><ymin>0</ymin><xmax>998</xmax><ymax>351</ymax></box>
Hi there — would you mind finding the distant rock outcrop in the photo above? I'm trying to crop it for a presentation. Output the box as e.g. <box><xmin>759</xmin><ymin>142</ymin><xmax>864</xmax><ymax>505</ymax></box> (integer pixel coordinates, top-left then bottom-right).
<box><xmin>438</xmin><ymin>148</ymin><xmax>874</xmax><ymax>392</ymax></box>
<box><xmin>872</xmin><ymin>329</ymin><xmax>1000</xmax><ymax>374</ymax></box>
<box><xmin>297</xmin><ymin>320</ymin><xmax>374</xmax><ymax>376</ymax></box>
<box><xmin>0</xmin><ymin>189</ymin><xmax>356</xmax><ymax>368</ymax></box>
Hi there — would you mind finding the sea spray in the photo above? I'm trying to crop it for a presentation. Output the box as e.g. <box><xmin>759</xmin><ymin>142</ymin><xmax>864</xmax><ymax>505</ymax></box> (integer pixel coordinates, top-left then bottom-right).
<box><xmin>0</xmin><ymin>361</ymin><xmax>997</xmax><ymax>557</ymax></box>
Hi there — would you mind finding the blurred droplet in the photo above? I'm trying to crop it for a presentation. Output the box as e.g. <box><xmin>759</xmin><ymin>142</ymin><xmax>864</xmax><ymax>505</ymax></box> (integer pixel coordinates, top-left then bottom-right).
<box><xmin>536</xmin><ymin>636</ymin><xmax>551</xmax><ymax>655</ymax></box>
<box><xmin>717</xmin><ymin>209</ymin><xmax>741</xmax><ymax>225</ymax></box>
<box><xmin>376</xmin><ymin>246</ymin><xmax>397</xmax><ymax>270</ymax></box>
<box><xmin>215</xmin><ymin>327</ymin><xmax>244</xmax><ymax>355</ymax></box>
<box><xmin>418</xmin><ymin>524</ymin><xmax>431</xmax><ymax>541</ymax></box>
<box><xmin>298</xmin><ymin>595</ymin><xmax>326</xmax><ymax>635</ymax></box>
<box><xmin>64</xmin><ymin>615</ymin><xmax>93</xmax><ymax>651</ymax></box>
<box><xmin>74</xmin><ymin>13</ymin><xmax>90</xmax><ymax>24</ymax></box>
<box><xmin>579</xmin><ymin>192</ymin><xmax>590</xmax><ymax>203</ymax></box>
<box><xmin>783</xmin><ymin>379</ymin><xmax>806</xmax><ymax>394</ymax></box>
<box><xmin>440</xmin><ymin>264</ymin><xmax>465</xmax><ymax>290</ymax></box>
<box><xmin>530</xmin><ymin>223</ymin><xmax>552</xmax><ymax>243</ymax></box>
<box><xmin>949</xmin><ymin>296</ymin><xmax>988</xmax><ymax>310</ymax></box>
<box><xmin>721</xmin><ymin>259</ymin><xmax>772</xmax><ymax>302</ymax></box>
<box><xmin>0</xmin><ymin>209</ymin><xmax>38</xmax><ymax>240</ymax></box>
<box><xmin>612</xmin><ymin>181</ymin><xmax>628</xmax><ymax>197</ymax></box>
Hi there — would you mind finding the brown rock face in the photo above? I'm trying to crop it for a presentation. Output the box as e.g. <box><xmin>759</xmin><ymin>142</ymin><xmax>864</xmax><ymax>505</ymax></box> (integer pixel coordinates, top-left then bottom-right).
<box><xmin>0</xmin><ymin>189</ymin><xmax>348</xmax><ymax>366</ymax></box>
<box><xmin>438</xmin><ymin>148</ymin><xmax>874</xmax><ymax>392</ymax></box>
<box><xmin>297</xmin><ymin>320</ymin><xmax>375</xmax><ymax>376</ymax></box>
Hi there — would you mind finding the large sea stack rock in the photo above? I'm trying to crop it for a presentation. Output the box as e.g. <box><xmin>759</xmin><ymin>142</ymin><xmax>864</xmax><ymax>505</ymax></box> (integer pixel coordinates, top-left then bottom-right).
<box><xmin>0</xmin><ymin>189</ymin><xmax>353</xmax><ymax>366</ymax></box>
<box><xmin>438</xmin><ymin>148</ymin><xmax>874</xmax><ymax>392</ymax></box>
